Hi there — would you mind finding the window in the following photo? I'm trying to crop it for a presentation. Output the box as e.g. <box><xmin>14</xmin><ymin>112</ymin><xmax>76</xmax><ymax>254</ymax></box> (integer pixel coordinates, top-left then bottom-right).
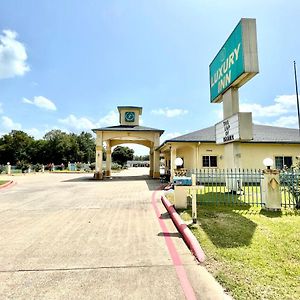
<box><xmin>202</xmin><ymin>155</ymin><xmax>217</xmax><ymax>168</ymax></box>
<box><xmin>275</xmin><ymin>156</ymin><xmax>293</xmax><ymax>169</ymax></box>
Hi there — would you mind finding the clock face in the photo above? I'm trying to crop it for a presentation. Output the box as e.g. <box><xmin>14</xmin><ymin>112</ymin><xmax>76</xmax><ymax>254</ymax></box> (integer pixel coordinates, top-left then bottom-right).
<box><xmin>125</xmin><ymin>111</ymin><xmax>135</xmax><ymax>122</ymax></box>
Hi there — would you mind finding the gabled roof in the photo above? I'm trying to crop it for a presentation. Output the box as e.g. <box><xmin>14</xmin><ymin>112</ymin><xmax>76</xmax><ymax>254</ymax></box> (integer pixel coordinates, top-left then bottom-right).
<box><xmin>92</xmin><ymin>125</ymin><xmax>164</xmax><ymax>135</ymax></box>
<box><xmin>158</xmin><ymin>124</ymin><xmax>300</xmax><ymax>150</ymax></box>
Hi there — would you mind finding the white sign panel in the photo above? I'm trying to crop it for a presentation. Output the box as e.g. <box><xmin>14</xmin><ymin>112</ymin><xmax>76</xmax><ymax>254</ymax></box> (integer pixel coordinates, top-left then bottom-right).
<box><xmin>216</xmin><ymin>112</ymin><xmax>253</xmax><ymax>144</ymax></box>
<box><xmin>216</xmin><ymin>114</ymin><xmax>240</xmax><ymax>144</ymax></box>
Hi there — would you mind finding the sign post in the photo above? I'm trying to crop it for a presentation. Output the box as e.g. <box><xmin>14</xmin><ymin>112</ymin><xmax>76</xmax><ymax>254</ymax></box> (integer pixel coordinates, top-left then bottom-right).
<box><xmin>209</xmin><ymin>18</ymin><xmax>259</xmax><ymax>190</ymax></box>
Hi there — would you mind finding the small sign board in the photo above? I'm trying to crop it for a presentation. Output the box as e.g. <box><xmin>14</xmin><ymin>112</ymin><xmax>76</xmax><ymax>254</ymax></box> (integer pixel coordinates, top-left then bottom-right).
<box><xmin>209</xmin><ymin>18</ymin><xmax>259</xmax><ymax>103</ymax></box>
<box><xmin>215</xmin><ymin>112</ymin><xmax>253</xmax><ymax>144</ymax></box>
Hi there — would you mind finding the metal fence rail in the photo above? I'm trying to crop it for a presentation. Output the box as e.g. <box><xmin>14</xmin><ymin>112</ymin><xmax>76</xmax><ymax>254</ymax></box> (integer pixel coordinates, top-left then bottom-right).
<box><xmin>280</xmin><ymin>171</ymin><xmax>300</xmax><ymax>209</ymax></box>
<box><xmin>188</xmin><ymin>169</ymin><xmax>264</xmax><ymax>207</ymax></box>
<box><xmin>187</xmin><ymin>168</ymin><xmax>300</xmax><ymax>208</ymax></box>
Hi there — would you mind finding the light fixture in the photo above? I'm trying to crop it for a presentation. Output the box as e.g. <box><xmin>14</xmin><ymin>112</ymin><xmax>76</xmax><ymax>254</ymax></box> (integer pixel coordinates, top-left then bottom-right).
<box><xmin>175</xmin><ymin>157</ymin><xmax>183</xmax><ymax>167</ymax></box>
<box><xmin>263</xmin><ymin>158</ymin><xmax>273</xmax><ymax>169</ymax></box>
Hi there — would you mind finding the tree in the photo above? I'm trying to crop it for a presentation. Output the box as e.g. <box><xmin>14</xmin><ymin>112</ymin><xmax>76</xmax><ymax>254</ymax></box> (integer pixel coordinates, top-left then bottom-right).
<box><xmin>0</xmin><ymin>129</ymin><xmax>96</xmax><ymax>165</ymax></box>
<box><xmin>112</xmin><ymin>146</ymin><xmax>134</xmax><ymax>166</ymax></box>
<box><xmin>43</xmin><ymin>130</ymin><xmax>75</xmax><ymax>164</ymax></box>
<box><xmin>0</xmin><ymin>130</ymin><xmax>34</xmax><ymax>164</ymax></box>
<box><xmin>29</xmin><ymin>139</ymin><xmax>48</xmax><ymax>164</ymax></box>
<box><xmin>76</xmin><ymin>132</ymin><xmax>96</xmax><ymax>163</ymax></box>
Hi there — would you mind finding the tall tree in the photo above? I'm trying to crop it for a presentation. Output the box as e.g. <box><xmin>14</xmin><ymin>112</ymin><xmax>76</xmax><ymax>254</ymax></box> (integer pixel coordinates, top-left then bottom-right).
<box><xmin>76</xmin><ymin>132</ymin><xmax>96</xmax><ymax>163</ymax></box>
<box><xmin>112</xmin><ymin>146</ymin><xmax>134</xmax><ymax>166</ymax></box>
<box><xmin>43</xmin><ymin>130</ymin><xmax>74</xmax><ymax>164</ymax></box>
<box><xmin>0</xmin><ymin>129</ymin><xmax>97</xmax><ymax>165</ymax></box>
<box><xmin>0</xmin><ymin>130</ymin><xmax>34</xmax><ymax>164</ymax></box>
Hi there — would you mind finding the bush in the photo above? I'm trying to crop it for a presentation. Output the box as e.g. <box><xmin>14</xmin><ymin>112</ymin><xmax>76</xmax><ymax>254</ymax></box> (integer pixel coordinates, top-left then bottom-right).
<box><xmin>16</xmin><ymin>161</ymin><xmax>31</xmax><ymax>173</ymax></box>
<box><xmin>76</xmin><ymin>162</ymin><xmax>82</xmax><ymax>171</ymax></box>
<box><xmin>111</xmin><ymin>162</ymin><xmax>122</xmax><ymax>170</ymax></box>
<box><xmin>89</xmin><ymin>162</ymin><xmax>96</xmax><ymax>171</ymax></box>
<box><xmin>0</xmin><ymin>165</ymin><xmax>5</xmax><ymax>174</ymax></box>
<box><xmin>32</xmin><ymin>164</ymin><xmax>42</xmax><ymax>172</ymax></box>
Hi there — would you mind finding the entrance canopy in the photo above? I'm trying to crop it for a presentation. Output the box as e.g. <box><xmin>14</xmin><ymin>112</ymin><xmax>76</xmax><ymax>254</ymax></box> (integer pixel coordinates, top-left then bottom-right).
<box><xmin>92</xmin><ymin>106</ymin><xmax>164</xmax><ymax>179</ymax></box>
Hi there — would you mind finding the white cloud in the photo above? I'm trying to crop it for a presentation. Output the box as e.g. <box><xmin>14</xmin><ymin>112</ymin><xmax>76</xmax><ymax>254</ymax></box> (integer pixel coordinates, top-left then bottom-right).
<box><xmin>58</xmin><ymin>114</ymin><xmax>95</xmax><ymax>130</ymax></box>
<box><xmin>0</xmin><ymin>117</ymin><xmax>58</xmax><ymax>139</ymax></box>
<box><xmin>273</xmin><ymin>116</ymin><xmax>298</xmax><ymax>127</ymax></box>
<box><xmin>58</xmin><ymin>110</ymin><xmax>119</xmax><ymax>131</ymax></box>
<box><xmin>1</xmin><ymin>116</ymin><xmax>21</xmax><ymax>130</ymax></box>
<box><xmin>255</xmin><ymin>116</ymin><xmax>298</xmax><ymax>128</ymax></box>
<box><xmin>240</xmin><ymin>95</ymin><xmax>297</xmax><ymax>117</ymax></box>
<box><xmin>97</xmin><ymin>110</ymin><xmax>119</xmax><ymax>127</ymax></box>
<box><xmin>213</xmin><ymin>94</ymin><xmax>299</xmax><ymax>128</ymax></box>
<box><xmin>151</xmin><ymin>108</ymin><xmax>188</xmax><ymax>118</ymax></box>
<box><xmin>25</xmin><ymin>127</ymin><xmax>47</xmax><ymax>139</ymax></box>
<box><xmin>23</xmin><ymin>96</ymin><xmax>57</xmax><ymax>111</ymax></box>
<box><xmin>0</xmin><ymin>29</ymin><xmax>30</xmax><ymax>79</ymax></box>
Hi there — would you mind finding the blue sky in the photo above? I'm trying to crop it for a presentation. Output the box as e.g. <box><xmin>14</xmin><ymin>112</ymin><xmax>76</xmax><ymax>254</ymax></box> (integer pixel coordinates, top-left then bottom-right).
<box><xmin>1</xmin><ymin>0</ymin><xmax>300</xmax><ymax>155</ymax></box>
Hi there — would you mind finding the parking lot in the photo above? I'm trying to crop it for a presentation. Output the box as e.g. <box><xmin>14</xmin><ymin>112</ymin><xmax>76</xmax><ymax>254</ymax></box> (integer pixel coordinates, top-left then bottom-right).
<box><xmin>0</xmin><ymin>169</ymin><xmax>228</xmax><ymax>299</ymax></box>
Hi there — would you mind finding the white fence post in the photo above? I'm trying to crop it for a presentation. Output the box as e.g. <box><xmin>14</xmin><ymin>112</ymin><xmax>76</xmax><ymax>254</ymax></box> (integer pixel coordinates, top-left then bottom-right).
<box><xmin>262</xmin><ymin>169</ymin><xmax>281</xmax><ymax>210</ymax></box>
<box><xmin>6</xmin><ymin>162</ymin><xmax>11</xmax><ymax>175</ymax></box>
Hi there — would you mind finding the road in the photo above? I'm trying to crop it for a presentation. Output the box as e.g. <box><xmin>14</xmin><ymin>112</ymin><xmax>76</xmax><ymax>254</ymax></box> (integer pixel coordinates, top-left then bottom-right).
<box><xmin>0</xmin><ymin>168</ymin><xmax>229</xmax><ymax>299</ymax></box>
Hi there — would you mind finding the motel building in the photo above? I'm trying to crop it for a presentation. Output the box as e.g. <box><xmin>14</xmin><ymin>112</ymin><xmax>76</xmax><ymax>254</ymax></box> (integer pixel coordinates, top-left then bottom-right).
<box><xmin>158</xmin><ymin>124</ymin><xmax>300</xmax><ymax>179</ymax></box>
<box><xmin>93</xmin><ymin>19</ymin><xmax>300</xmax><ymax>180</ymax></box>
<box><xmin>92</xmin><ymin>105</ymin><xmax>300</xmax><ymax>180</ymax></box>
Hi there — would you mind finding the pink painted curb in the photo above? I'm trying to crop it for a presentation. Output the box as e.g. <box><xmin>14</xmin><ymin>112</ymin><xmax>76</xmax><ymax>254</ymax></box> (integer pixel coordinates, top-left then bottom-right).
<box><xmin>0</xmin><ymin>180</ymin><xmax>14</xmax><ymax>190</ymax></box>
<box><xmin>161</xmin><ymin>195</ymin><xmax>205</xmax><ymax>263</ymax></box>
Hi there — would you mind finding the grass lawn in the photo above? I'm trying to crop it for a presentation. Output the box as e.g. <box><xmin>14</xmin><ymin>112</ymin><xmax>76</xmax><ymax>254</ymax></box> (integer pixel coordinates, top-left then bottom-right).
<box><xmin>0</xmin><ymin>180</ymin><xmax>9</xmax><ymax>186</ymax></box>
<box><xmin>180</xmin><ymin>205</ymin><xmax>300</xmax><ymax>300</ymax></box>
<box><xmin>189</xmin><ymin>185</ymin><xmax>297</xmax><ymax>208</ymax></box>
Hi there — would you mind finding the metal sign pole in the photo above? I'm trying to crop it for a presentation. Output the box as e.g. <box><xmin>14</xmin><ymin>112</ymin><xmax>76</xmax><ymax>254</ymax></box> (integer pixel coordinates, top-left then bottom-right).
<box><xmin>293</xmin><ymin>61</ymin><xmax>300</xmax><ymax>136</ymax></box>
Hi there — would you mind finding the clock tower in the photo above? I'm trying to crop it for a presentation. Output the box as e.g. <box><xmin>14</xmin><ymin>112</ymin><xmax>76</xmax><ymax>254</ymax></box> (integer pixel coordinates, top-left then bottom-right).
<box><xmin>118</xmin><ymin>106</ymin><xmax>142</xmax><ymax>126</ymax></box>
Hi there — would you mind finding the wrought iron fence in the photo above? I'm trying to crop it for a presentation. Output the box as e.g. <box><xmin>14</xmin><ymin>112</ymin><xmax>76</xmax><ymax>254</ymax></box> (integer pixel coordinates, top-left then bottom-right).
<box><xmin>280</xmin><ymin>171</ymin><xmax>300</xmax><ymax>209</ymax></box>
<box><xmin>188</xmin><ymin>168</ymin><xmax>264</xmax><ymax>207</ymax></box>
<box><xmin>187</xmin><ymin>168</ymin><xmax>300</xmax><ymax>208</ymax></box>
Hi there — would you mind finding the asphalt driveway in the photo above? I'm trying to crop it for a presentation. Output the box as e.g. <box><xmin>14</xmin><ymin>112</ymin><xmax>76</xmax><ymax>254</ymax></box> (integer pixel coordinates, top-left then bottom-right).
<box><xmin>0</xmin><ymin>168</ymin><xmax>229</xmax><ymax>299</ymax></box>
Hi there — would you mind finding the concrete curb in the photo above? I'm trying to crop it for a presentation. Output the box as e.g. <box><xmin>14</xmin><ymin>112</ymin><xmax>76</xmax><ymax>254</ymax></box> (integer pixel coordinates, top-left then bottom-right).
<box><xmin>0</xmin><ymin>180</ymin><xmax>14</xmax><ymax>190</ymax></box>
<box><xmin>161</xmin><ymin>195</ymin><xmax>205</xmax><ymax>263</ymax></box>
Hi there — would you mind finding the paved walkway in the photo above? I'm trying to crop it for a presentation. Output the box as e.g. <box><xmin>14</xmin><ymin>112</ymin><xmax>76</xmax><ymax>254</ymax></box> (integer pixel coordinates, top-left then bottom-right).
<box><xmin>0</xmin><ymin>169</ymin><xmax>230</xmax><ymax>299</ymax></box>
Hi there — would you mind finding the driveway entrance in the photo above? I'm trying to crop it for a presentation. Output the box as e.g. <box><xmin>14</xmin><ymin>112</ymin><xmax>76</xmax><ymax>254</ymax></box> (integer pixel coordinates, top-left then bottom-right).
<box><xmin>0</xmin><ymin>171</ymin><xmax>228</xmax><ymax>299</ymax></box>
<box><xmin>92</xmin><ymin>106</ymin><xmax>164</xmax><ymax>179</ymax></box>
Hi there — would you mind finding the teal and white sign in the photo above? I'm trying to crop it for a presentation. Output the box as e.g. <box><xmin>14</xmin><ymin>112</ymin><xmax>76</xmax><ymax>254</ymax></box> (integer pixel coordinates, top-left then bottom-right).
<box><xmin>209</xmin><ymin>19</ymin><xmax>259</xmax><ymax>103</ymax></box>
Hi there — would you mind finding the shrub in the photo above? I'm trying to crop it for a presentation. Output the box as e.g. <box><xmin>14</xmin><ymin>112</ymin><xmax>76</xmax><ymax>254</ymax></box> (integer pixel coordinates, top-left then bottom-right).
<box><xmin>16</xmin><ymin>161</ymin><xmax>30</xmax><ymax>173</ymax></box>
<box><xmin>0</xmin><ymin>165</ymin><xmax>5</xmax><ymax>174</ymax></box>
<box><xmin>33</xmin><ymin>164</ymin><xmax>42</xmax><ymax>172</ymax></box>
<box><xmin>76</xmin><ymin>162</ymin><xmax>82</xmax><ymax>171</ymax></box>
<box><xmin>111</xmin><ymin>162</ymin><xmax>122</xmax><ymax>170</ymax></box>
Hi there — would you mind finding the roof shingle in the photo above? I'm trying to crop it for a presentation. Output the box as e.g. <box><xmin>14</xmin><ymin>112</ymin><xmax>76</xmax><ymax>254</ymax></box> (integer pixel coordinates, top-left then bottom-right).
<box><xmin>92</xmin><ymin>125</ymin><xmax>164</xmax><ymax>134</ymax></box>
<box><xmin>161</xmin><ymin>124</ymin><xmax>300</xmax><ymax>145</ymax></box>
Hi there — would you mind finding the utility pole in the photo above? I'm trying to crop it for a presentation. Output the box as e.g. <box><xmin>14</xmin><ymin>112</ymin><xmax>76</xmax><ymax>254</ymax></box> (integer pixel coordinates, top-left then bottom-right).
<box><xmin>293</xmin><ymin>61</ymin><xmax>300</xmax><ymax>135</ymax></box>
